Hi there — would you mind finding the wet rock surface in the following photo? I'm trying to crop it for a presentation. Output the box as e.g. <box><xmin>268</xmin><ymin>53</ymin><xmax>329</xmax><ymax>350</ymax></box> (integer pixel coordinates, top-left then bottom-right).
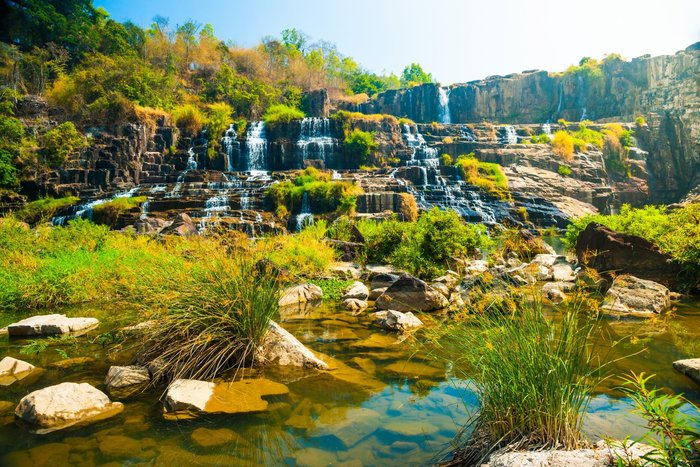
<box><xmin>104</xmin><ymin>366</ymin><xmax>150</xmax><ymax>399</ymax></box>
<box><xmin>672</xmin><ymin>358</ymin><xmax>700</xmax><ymax>385</ymax></box>
<box><xmin>7</xmin><ymin>314</ymin><xmax>99</xmax><ymax>337</ymax></box>
<box><xmin>255</xmin><ymin>321</ymin><xmax>329</xmax><ymax>369</ymax></box>
<box><xmin>279</xmin><ymin>283</ymin><xmax>323</xmax><ymax>307</ymax></box>
<box><xmin>372</xmin><ymin>310</ymin><xmax>423</xmax><ymax>332</ymax></box>
<box><xmin>602</xmin><ymin>275</ymin><xmax>671</xmax><ymax>317</ymax></box>
<box><xmin>375</xmin><ymin>274</ymin><xmax>449</xmax><ymax>312</ymax></box>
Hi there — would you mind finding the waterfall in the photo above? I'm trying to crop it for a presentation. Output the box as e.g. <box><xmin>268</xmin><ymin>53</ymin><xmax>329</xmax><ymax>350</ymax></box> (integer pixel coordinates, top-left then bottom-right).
<box><xmin>438</xmin><ymin>87</ymin><xmax>451</xmax><ymax>124</ymax></box>
<box><xmin>332</xmin><ymin>170</ymin><xmax>341</xmax><ymax>180</ymax></box>
<box><xmin>140</xmin><ymin>201</ymin><xmax>150</xmax><ymax>219</ymax></box>
<box><xmin>501</xmin><ymin>126</ymin><xmax>518</xmax><ymax>145</ymax></box>
<box><xmin>556</xmin><ymin>82</ymin><xmax>564</xmax><ymax>115</ymax></box>
<box><xmin>460</xmin><ymin>125</ymin><xmax>475</xmax><ymax>141</ymax></box>
<box><xmin>245</xmin><ymin>121</ymin><xmax>268</xmax><ymax>174</ymax></box>
<box><xmin>402</xmin><ymin>124</ymin><xmax>438</xmax><ymax>165</ymax></box>
<box><xmin>580</xmin><ymin>108</ymin><xmax>588</xmax><ymax>121</ymax></box>
<box><xmin>167</xmin><ymin>147</ymin><xmax>197</xmax><ymax>198</ymax></box>
<box><xmin>542</xmin><ymin>123</ymin><xmax>553</xmax><ymax>139</ymax></box>
<box><xmin>221</xmin><ymin>124</ymin><xmax>239</xmax><ymax>172</ymax></box>
<box><xmin>295</xmin><ymin>192</ymin><xmax>313</xmax><ymax>231</ymax></box>
<box><xmin>51</xmin><ymin>187</ymin><xmax>140</xmax><ymax>225</ymax></box>
<box><xmin>297</xmin><ymin>117</ymin><xmax>337</xmax><ymax>163</ymax></box>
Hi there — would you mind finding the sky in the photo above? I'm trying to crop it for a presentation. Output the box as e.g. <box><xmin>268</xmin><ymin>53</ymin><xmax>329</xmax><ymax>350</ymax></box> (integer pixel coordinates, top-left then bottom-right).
<box><xmin>95</xmin><ymin>0</ymin><xmax>700</xmax><ymax>84</ymax></box>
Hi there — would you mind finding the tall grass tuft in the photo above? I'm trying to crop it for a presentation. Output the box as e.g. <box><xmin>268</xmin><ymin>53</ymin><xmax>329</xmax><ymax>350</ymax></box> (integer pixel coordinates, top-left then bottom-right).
<box><xmin>431</xmin><ymin>296</ymin><xmax>604</xmax><ymax>464</ymax></box>
<box><xmin>136</xmin><ymin>257</ymin><xmax>280</xmax><ymax>383</ymax></box>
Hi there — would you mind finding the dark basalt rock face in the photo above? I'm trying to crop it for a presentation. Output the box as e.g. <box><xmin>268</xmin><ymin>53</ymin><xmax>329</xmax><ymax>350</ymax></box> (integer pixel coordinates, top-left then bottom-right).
<box><xmin>576</xmin><ymin>222</ymin><xmax>691</xmax><ymax>291</ymax></box>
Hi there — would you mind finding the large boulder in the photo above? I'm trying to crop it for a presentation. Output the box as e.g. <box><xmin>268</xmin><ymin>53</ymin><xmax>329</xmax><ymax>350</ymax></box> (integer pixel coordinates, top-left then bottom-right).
<box><xmin>164</xmin><ymin>378</ymin><xmax>289</xmax><ymax>415</ymax></box>
<box><xmin>484</xmin><ymin>440</ymin><xmax>655</xmax><ymax>466</ymax></box>
<box><xmin>159</xmin><ymin>213</ymin><xmax>198</xmax><ymax>237</ymax></box>
<box><xmin>342</xmin><ymin>281</ymin><xmax>369</xmax><ymax>300</ymax></box>
<box><xmin>341</xmin><ymin>298</ymin><xmax>368</xmax><ymax>313</ymax></box>
<box><xmin>15</xmin><ymin>382</ymin><xmax>123</xmax><ymax>432</ymax></box>
<box><xmin>0</xmin><ymin>357</ymin><xmax>36</xmax><ymax>386</ymax></box>
<box><xmin>254</xmin><ymin>321</ymin><xmax>329</xmax><ymax>369</ymax></box>
<box><xmin>672</xmin><ymin>358</ymin><xmax>700</xmax><ymax>385</ymax></box>
<box><xmin>104</xmin><ymin>366</ymin><xmax>150</xmax><ymax>399</ymax></box>
<box><xmin>133</xmin><ymin>217</ymin><xmax>168</xmax><ymax>235</ymax></box>
<box><xmin>328</xmin><ymin>240</ymin><xmax>364</xmax><ymax>262</ymax></box>
<box><xmin>602</xmin><ymin>275</ymin><xmax>671</xmax><ymax>317</ymax></box>
<box><xmin>576</xmin><ymin>222</ymin><xmax>686</xmax><ymax>290</ymax></box>
<box><xmin>370</xmin><ymin>272</ymin><xmax>400</xmax><ymax>290</ymax></box>
<box><xmin>279</xmin><ymin>283</ymin><xmax>323</xmax><ymax>307</ymax></box>
<box><xmin>375</xmin><ymin>274</ymin><xmax>449</xmax><ymax>312</ymax></box>
<box><xmin>7</xmin><ymin>314</ymin><xmax>99</xmax><ymax>337</ymax></box>
<box><xmin>372</xmin><ymin>310</ymin><xmax>423</xmax><ymax>333</ymax></box>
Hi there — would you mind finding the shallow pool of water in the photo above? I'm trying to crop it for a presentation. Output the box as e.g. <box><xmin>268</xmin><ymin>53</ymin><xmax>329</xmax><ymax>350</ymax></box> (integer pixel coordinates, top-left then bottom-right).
<box><xmin>0</xmin><ymin>299</ymin><xmax>698</xmax><ymax>466</ymax></box>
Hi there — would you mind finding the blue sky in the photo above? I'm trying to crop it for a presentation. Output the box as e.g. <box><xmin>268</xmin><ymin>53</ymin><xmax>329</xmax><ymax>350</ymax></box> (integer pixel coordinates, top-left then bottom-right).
<box><xmin>95</xmin><ymin>0</ymin><xmax>700</xmax><ymax>84</ymax></box>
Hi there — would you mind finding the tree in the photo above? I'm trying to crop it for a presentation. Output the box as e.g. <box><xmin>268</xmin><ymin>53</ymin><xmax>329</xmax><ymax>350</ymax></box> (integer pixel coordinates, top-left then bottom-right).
<box><xmin>40</xmin><ymin>122</ymin><xmax>88</xmax><ymax>166</ymax></box>
<box><xmin>344</xmin><ymin>129</ymin><xmax>377</xmax><ymax>166</ymax></box>
<box><xmin>400</xmin><ymin>63</ymin><xmax>433</xmax><ymax>87</ymax></box>
<box><xmin>176</xmin><ymin>19</ymin><xmax>201</xmax><ymax>72</ymax></box>
<box><xmin>281</xmin><ymin>28</ymin><xmax>309</xmax><ymax>55</ymax></box>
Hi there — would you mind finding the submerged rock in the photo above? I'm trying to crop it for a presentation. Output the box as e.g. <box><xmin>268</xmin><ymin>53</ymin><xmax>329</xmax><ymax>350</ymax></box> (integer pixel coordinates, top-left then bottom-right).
<box><xmin>15</xmin><ymin>382</ymin><xmax>123</xmax><ymax>432</ymax></box>
<box><xmin>483</xmin><ymin>440</ymin><xmax>655</xmax><ymax>466</ymax></box>
<box><xmin>673</xmin><ymin>358</ymin><xmax>700</xmax><ymax>385</ymax></box>
<box><xmin>372</xmin><ymin>310</ymin><xmax>423</xmax><ymax>332</ymax></box>
<box><xmin>163</xmin><ymin>378</ymin><xmax>289</xmax><ymax>415</ymax></box>
<box><xmin>542</xmin><ymin>281</ymin><xmax>576</xmax><ymax>304</ymax></box>
<box><xmin>342</xmin><ymin>281</ymin><xmax>370</xmax><ymax>300</ymax></box>
<box><xmin>255</xmin><ymin>320</ymin><xmax>329</xmax><ymax>370</ymax></box>
<box><xmin>602</xmin><ymin>275</ymin><xmax>671</xmax><ymax>317</ymax></box>
<box><xmin>0</xmin><ymin>357</ymin><xmax>35</xmax><ymax>386</ymax></box>
<box><xmin>279</xmin><ymin>283</ymin><xmax>323</xmax><ymax>307</ymax></box>
<box><xmin>375</xmin><ymin>274</ymin><xmax>449</xmax><ymax>312</ymax></box>
<box><xmin>7</xmin><ymin>314</ymin><xmax>99</xmax><ymax>337</ymax></box>
<box><xmin>310</xmin><ymin>407</ymin><xmax>380</xmax><ymax>449</ymax></box>
<box><xmin>104</xmin><ymin>366</ymin><xmax>150</xmax><ymax>399</ymax></box>
<box><xmin>341</xmin><ymin>298</ymin><xmax>368</xmax><ymax>313</ymax></box>
<box><xmin>368</xmin><ymin>287</ymin><xmax>388</xmax><ymax>301</ymax></box>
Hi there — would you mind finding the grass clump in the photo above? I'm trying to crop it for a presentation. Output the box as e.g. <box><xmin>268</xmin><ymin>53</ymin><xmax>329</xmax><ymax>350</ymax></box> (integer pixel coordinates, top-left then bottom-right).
<box><xmin>92</xmin><ymin>196</ymin><xmax>147</xmax><ymax>227</ymax></box>
<box><xmin>558</xmin><ymin>164</ymin><xmax>572</xmax><ymax>176</ymax></box>
<box><xmin>430</xmin><ymin>296</ymin><xmax>604</xmax><ymax>464</ymax></box>
<box><xmin>267</xmin><ymin>167</ymin><xmax>363</xmax><ymax>216</ymax></box>
<box><xmin>551</xmin><ymin>130</ymin><xmax>575</xmax><ymax>161</ymax></box>
<box><xmin>564</xmin><ymin>203</ymin><xmax>700</xmax><ymax>269</ymax></box>
<box><xmin>172</xmin><ymin>104</ymin><xmax>206</xmax><ymax>137</ymax></box>
<box><xmin>259</xmin><ymin>225</ymin><xmax>337</xmax><ymax>278</ymax></box>
<box><xmin>14</xmin><ymin>196</ymin><xmax>80</xmax><ymax>225</ymax></box>
<box><xmin>263</xmin><ymin>104</ymin><xmax>305</xmax><ymax>127</ymax></box>
<box><xmin>137</xmin><ymin>257</ymin><xmax>280</xmax><ymax>382</ymax></box>
<box><xmin>309</xmin><ymin>278</ymin><xmax>354</xmax><ymax>300</ymax></box>
<box><xmin>455</xmin><ymin>154</ymin><xmax>509</xmax><ymax>200</ymax></box>
<box><xmin>343</xmin><ymin>128</ymin><xmax>378</xmax><ymax>167</ymax></box>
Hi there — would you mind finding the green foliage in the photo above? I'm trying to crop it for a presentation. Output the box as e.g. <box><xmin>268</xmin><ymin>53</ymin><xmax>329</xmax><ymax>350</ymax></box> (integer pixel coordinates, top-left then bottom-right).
<box><xmin>267</xmin><ymin>167</ymin><xmax>363</xmax><ymax>214</ymax></box>
<box><xmin>455</xmin><ymin>154</ymin><xmax>509</xmax><ymax>199</ymax></box>
<box><xmin>558</xmin><ymin>164</ymin><xmax>572</xmax><ymax>176</ymax></box>
<box><xmin>530</xmin><ymin>133</ymin><xmax>550</xmax><ymax>144</ymax></box>
<box><xmin>564</xmin><ymin>56</ymin><xmax>605</xmax><ymax>84</ymax></box>
<box><xmin>563</xmin><ymin>204</ymin><xmax>700</xmax><ymax>269</ymax></box>
<box><xmin>205</xmin><ymin>64</ymin><xmax>281</xmax><ymax>119</ymax></box>
<box><xmin>309</xmin><ymin>278</ymin><xmax>354</xmax><ymax>300</ymax></box>
<box><xmin>14</xmin><ymin>196</ymin><xmax>80</xmax><ymax>225</ymax></box>
<box><xmin>343</xmin><ymin>128</ymin><xmax>378</xmax><ymax>167</ymax></box>
<box><xmin>92</xmin><ymin>196</ymin><xmax>147</xmax><ymax>227</ymax></box>
<box><xmin>206</xmin><ymin>102</ymin><xmax>234</xmax><ymax>155</ymax></box>
<box><xmin>172</xmin><ymin>104</ymin><xmax>205</xmax><ymax>137</ymax></box>
<box><xmin>636</xmin><ymin>116</ymin><xmax>646</xmax><ymax>126</ymax></box>
<box><xmin>440</xmin><ymin>153</ymin><xmax>453</xmax><ymax>165</ymax></box>
<box><xmin>428</xmin><ymin>297</ymin><xmax>603</xmax><ymax>461</ymax></box>
<box><xmin>0</xmin><ymin>149</ymin><xmax>19</xmax><ymax>188</ymax></box>
<box><xmin>358</xmin><ymin>208</ymin><xmax>491</xmax><ymax>278</ymax></box>
<box><xmin>39</xmin><ymin>122</ymin><xmax>88</xmax><ymax>166</ymax></box>
<box><xmin>400</xmin><ymin>63</ymin><xmax>433</xmax><ymax>87</ymax></box>
<box><xmin>263</xmin><ymin>104</ymin><xmax>305</xmax><ymax>127</ymax></box>
<box><xmin>618</xmin><ymin>372</ymin><xmax>700</xmax><ymax>467</ymax></box>
<box><xmin>261</xmin><ymin>227</ymin><xmax>337</xmax><ymax>278</ymax></box>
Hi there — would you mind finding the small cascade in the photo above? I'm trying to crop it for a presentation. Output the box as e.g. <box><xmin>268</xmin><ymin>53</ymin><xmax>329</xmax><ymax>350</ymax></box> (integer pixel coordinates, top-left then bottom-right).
<box><xmin>297</xmin><ymin>117</ymin><xmax>337</xmax><ymax>163</ymax></box>
<box><xmin>51</xmin><ymin>187</ymin><xmax>140</xmax><ymax>225</ymax></box>
<box><xmin>245</xmin><ymin>121</ymin><xmax>268</xmax><ymax>174</ymax></box>
<box><xmin>500</xmin><ymin>126</ymin><xmax>519</xmax><ymax>145</ymax></box>
<box><xmin>332</xmin><ymin>170</ymin><xmax>341</xmax><ymax>180</ymax></box>
<box><xmin>556</xmin><ymin>81</ymin><xmax>564</xmax><ymax>115</ymax></box>
<box><xmin>542</xmin><ymin>123</ymin><xmax>554</xmax><ymax>139</ymax></box>
<box><xmin>402</xmin><ymin>124</ymin><xmax>438</xmax><ymax>165</ymax></box>
<box><xmin>295</xmin><ymin>192</ymin><xmax>313</xmax><ymax>231</ymax></box>
<box><xmin>221</xmin><ymin>124</ymin><xmax>240</xmax><ymax>172</ymax></box>
<box><xmin>438</xmin><ymin>87</ymin><xmax>451</xmax><ymax>124</ymax></box>
<box><xmin>580</xmin><ymin>108</ymin><xmax>588</xmax><ymax>121</ymax></box>
<box><xmin>140</xmin><ymin>201</ymin><xmax>150</xmax><ymax>219</ymax></box>
<box><xmin>167</xmin><ymin>147</ymin><xmax>197</xmax><ymax>198</ymax></box>
<box><xmin>460</xmin><ymin>125</ymin><xmax>475</xmax><ymax>141</ymax></box>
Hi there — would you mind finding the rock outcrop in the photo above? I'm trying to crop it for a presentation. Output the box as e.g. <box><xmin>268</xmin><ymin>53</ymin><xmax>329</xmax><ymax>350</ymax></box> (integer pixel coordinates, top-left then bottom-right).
<box><xmin>576</xmin><ymin>222</ymin><xmax>687</xmax><ymax>290</ymax></box>
<box><xmin>672</xmin><ymin>358</ymin><xmax>700</xmax><ymax>385</ymax></box>
<box><xmin>602</xmin><ymin>275</ymin><xmax>671</xmax><ymax>317</ymax></box>
<box><xmin>373</xmin><ymin>310</ymin><xmax>423</xmax><ymax>332</ymax></box>
<box><xmin>0</xmin><ymin>357</ymin><xmax>37</xmax><ymax>386</ymax></box>
<box><xmin>159</xmin><ymin>213</ymin><xmax>198</xmax><ymax>237</ymax></box>
<box><xmin>279</xmin><ymin>283</ymin><xmax>323</xmax><ymax>307</ymax></box>
<box><xmin>375</xmin><ymin>274</ymin><xmax>449</xmax><ymax>312</ymax></box>
<box><xmin>104</xmin><ymin>366</ymin><xmax>150</xmax><ymax>399</ymax></box>
<box><xmin>254</xmin><ymin>321</ymin><xmax>329</xmax><ymax>369</ymax></box>
<box><xmin>15</xmin><ymin>382</ymin><xmax>123</xmax><ymax>432</ymax></box>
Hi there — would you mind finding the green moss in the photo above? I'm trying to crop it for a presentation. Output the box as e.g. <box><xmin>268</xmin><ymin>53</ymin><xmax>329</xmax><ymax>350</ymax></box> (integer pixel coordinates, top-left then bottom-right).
<box><xmin>309</xmin><ymin>278</ymin><xmax>354</xmax><ymax>300</ymax></box>
<box><xmin>92</xmin><ymin>196</ymin><xmax>147</xmax><ymax>226</ymax></box>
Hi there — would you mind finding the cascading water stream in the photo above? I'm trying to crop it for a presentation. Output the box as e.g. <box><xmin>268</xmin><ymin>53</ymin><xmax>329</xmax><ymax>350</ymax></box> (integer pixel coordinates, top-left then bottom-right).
<box><xmin>166</xmin><ymin>147</ymin><xmax>197</xmax><ymax>198</ymax></box>
<box><xmin>297</xmin><ymin>118</ymin><xmax>337</xmax><ymax>163</ymax></box>
<box><xmin>245</xmin><ymin>121</ymin><xmax>268</xmax><ymax>175</ymax></box>
<box><xmin>51</xmin><ymin>187</ymin><xmax>140</xmax><ymax>225</ymax></box>
<box><xmin>221</xmin><ymin>124</ymin><xmax>240</xmax><ymax>172</ymax></box>
<box><xmin>402</xmin><ymin>124</ymin><xmax>438</xmax><ymax>166</ymax></box>
<box><xmin>501</xmin><ymin>126</ymin><xmax>518</xmax><ymax>145</ymax></box>
<box><xmin>295</xmin><ymin>192</ymin><xmax>313</xmax><ymax>231</ymax></box>
<box><xmin>542</xmin><ymin>123</ymin><xmax>553</xmax><ymax>139</ymax></box>
<box><xmin>438</xmin><ymin>87</ymin><xmax>451</xmax><ymax>124</ymax></box>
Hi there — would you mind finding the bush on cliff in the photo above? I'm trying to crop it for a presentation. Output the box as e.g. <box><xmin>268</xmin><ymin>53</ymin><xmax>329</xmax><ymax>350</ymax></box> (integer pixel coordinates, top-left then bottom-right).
<box><xmin>455</xmin><ymin>154</ymin><xmax>509</xmax><ymax>200</ymax></box>
<box><xmin>564</xmin><ymin>204</ymin><xmax>700</xmax><ymax>268</ymax></box>
<box><xmin>173</xmin><ymin>104</ymin><xmax>206</xmax><ymax>137</ymax></box>
<box><xmin>263</xmin><ymin>104</ymin><xmax>305</xmax><ymax>127</ymax></box>
<box><xmin>92</xmin><ymin>196</ymin><xmax>147</xmax><ymax>227</ymax></box>
<box><xmin>39</xmin><ymin>122</ymin><xmax>88</xmax><ymax>167</ymax></box>
<box><xmin>551</xmin><ymin>130</ymin><xmax>575</xmax><ymax>161</ymax></box>
<box><xmin>343</xmin><ymin>128</ymin><xmax>378</xmax><ymax>167</ymax></box>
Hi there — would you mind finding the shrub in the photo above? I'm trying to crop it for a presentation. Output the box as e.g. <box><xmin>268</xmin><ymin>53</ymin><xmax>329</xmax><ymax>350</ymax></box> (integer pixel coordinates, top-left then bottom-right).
<box><xmin>14</xmin><ymin>196</ymin><xmax>80</xmax><ymax>225</ymax></box>
<box><xmin>0</xmin><ymin>149</ymin><xmax>19</xmax><ymax>188</ymax></box>
<box><xmin>260</xmin><ymin>228</ymin><xmax>337</xmax><ymax>278</ymax></box>
<box><xmin>92</xmin><ymin>196</ymin><xmax>147</xmax><ymax>227</ymax></box>
<box><xmin>551</xmin><ymin>130</ymin><xmax>574</xmax><ymax>161</ymax></box>
<box><xmin>343</xmin><ymin>128</ymin><xmax>378</xmax><ymax>167</ymax></box>
<box><xmin>531</xmin><ymin>133</ymin><xmax>550</xmax><ymax>144</ymax></box>
<box><xmin>263</xmin><ymin>104</ymin><xmax>305</xmax><ymax>127</ymax></box>
<box><xmin>308</xmin><ymin>278</ymin><xmax>354</xmax><ymax>300</ymax></box>
<box><xmin>440</xmin><ymin>153</ymin><xmax>453</xmax><ymax>166</ymax></box>
<box><xmin>455</xmin><ymin>154</ymin><xmax>509</xmax><ymax>199</ymax></box>
<box><xmin>618</xmin><ymin>372</ymin><xmax>700</xmax><ymax>466</ymax></box>
<box><xmin>173</xmin><ymin>104</ymin><xmax>206</xmax><ymax>137</ymax></box>
<box><xmin>428</xmin><ymin>297</ymin><xmax>604</xmax><ymax>463</ymax></box>
<box><xmin>40</xmin><ymin>122</ymin><xmax>88</xmax><ymax>166</ymax></box>
<box><xmin>442</xmin><ymin>136</ymin><xmax>454</xmax><ymax>144</ymax></box>
<box><xmin>206</xmin><ymin>102</ymin><xmax>234</xmax><ymax>156</ymax></box>
<box><xmin>558</xmin><ymin>164</ymin><xmax>572</xmax><ymax>176</ymax></box>
<box><xmin>573</xmin><ymin>124</ymin><xmax>605</xmax><ymax>149</ymax></box>
<box><xmin>635</xmin><ymin>116</ymin><xmax>646</xmax><ymax>126</ymax></box>
<box><xmin>136</xmin><ymin>257</ymin><xmax>280</xmax><ymax>382</ymax></box>
<box><xmin>398</xmin><ymin>192</ymin><xmax>418</xmax><ymax>222</ymax></box>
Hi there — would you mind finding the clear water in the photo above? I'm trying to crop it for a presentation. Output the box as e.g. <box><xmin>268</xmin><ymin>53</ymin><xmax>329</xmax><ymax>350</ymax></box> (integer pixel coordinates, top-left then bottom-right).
<box><xmin>0</xmin><ymin>299</ymin><xmax>698</xmax><ymax>466</ymax></box>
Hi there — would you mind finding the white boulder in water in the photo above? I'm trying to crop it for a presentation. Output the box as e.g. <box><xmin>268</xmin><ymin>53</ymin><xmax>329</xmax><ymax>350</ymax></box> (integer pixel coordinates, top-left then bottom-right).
<box><xmin>7</xmin><ymin>314</ymin><xmax>99</xmax><ymax>336</ymax></box>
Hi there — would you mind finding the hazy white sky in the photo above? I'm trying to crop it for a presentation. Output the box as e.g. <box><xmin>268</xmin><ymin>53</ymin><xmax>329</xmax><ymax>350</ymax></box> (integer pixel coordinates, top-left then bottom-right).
<box><xmin>97</xmin><ymin>0</ymin><xmax>700</xmax><ymax>84</ymax></box>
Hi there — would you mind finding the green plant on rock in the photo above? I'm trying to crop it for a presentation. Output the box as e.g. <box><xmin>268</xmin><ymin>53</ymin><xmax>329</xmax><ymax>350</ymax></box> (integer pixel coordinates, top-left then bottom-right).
<box><xmin>558</xmin><ymin>164</ymin><xmax>572</xmax><ymax>176</ymax></box>
<box><xmin>343</xmin><ymin>128</ymin><xmax>378</xmax><ymax>167</ymax></box>
<box><xmin>172</xmin><ymin>104</ymin><xmax>206</xmax><ymax>137</ymax></box>
<box><xmin>455</xmin><ymin>154</ymin><xmax>509</xmax><ymax>200</ymax></box>
<box><xmin>14</xmin><ymin>196</ymin><xmax>80</xmax><ymax>225</ymax></box>
<box><xmin>618</xmin><ymin>372</ymin><xmax>700</xmax><ymax>467</ymax></box>
<box><xmin>263</xmin><ymin>104</ymin><xmax>305</xmax><ymax>127</ymax></box>
<box><xmin>92</xmin><ymin>196</ymin><xmax>147</xmax><ymax>227</ymax></box>
<box><xmin>428</xmin><ymin>296</ymin><xmax>605</xmax><ymax>464</ymax></box>
<box><xmin>206</xmin><ymin>102</ymin><xmax>234</xmax><ymax>156</ymax></box>
<box><xmin>39</xmin><ymin>122</ymin><xmax>88</xmax><ymax>166</ymax></box>
<box><xmin>309</xmin><ymin>278</ymin><xmax>354</xmax><ymax>300</ymax></box>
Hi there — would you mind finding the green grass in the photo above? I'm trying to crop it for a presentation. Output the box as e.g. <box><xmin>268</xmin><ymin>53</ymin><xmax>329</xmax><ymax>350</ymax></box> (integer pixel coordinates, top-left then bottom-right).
<box><xmin>309</xmin><ymin>278</ymin><xmax>354</xmax><ymax>300</ymax></box>
<box><xmin>263</xmin><ymin>104</ymin><xmax>305</xmax><ymax>127</ymax></box>
<box><xmin>92</xmin><ymin>196</ymin><xmax>146</xmax><ymax>226</ymax></box>
<box><xmin>454</xmin><ymin>154</ymin><xmax>509</xmax><ymax>200</ymax></box>
<box><xmin>14</xmin><ymin>196</ymin><xmax>80</xmax><ymax>225</ymax></box>
<box><xmin>429</xmin><ymin>296</ymin><xmax>604</xmax><ymax>463</ymax></box>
